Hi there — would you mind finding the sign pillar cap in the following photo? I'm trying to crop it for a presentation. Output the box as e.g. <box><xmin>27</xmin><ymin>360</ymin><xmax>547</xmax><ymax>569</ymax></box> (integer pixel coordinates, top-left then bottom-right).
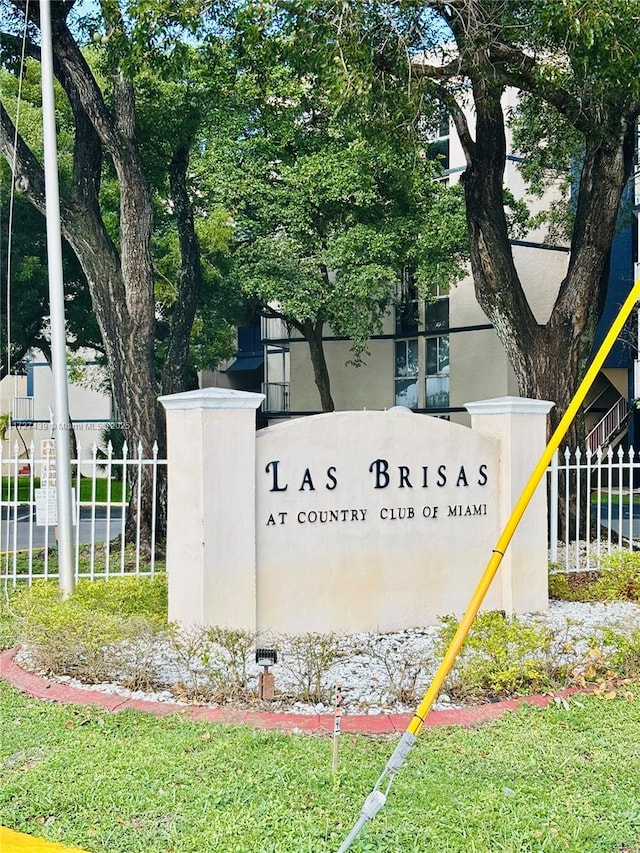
<box><xmin>465</xmin><ymin>396</ymin><xmax>554</xmax><ymax>417</ymax></box>
<box><xmin>159</xmin><ymin>387</ymin><xmax>264</xmax><ymax>412</ymax></box>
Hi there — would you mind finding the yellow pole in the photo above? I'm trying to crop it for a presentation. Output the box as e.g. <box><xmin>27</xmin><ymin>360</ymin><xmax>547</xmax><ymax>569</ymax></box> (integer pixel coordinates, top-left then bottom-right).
<box><xmin>0</xmin><ymin>826</ymin><xmax>89</xmax><ymax>852</ymax></box>
<box><xmin>336</xmin><ymin>276</ymin><xmax>640</xmax><ymax>853</ymax></box>
<box><xmin>407</xmin><ymin>274</ymin><xmax>640</xmax><ymax>737</ymax></box>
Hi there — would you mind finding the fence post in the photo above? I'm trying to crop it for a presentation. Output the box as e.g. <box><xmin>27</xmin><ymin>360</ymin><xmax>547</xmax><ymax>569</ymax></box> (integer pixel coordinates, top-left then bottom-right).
<box><xmin>549</xmin><ymin>450</ymin><xmax>558</xmax><ymax>563</ymax></box>
<box><xmin>465</xmin><ymin>397</ymin><xmax>554</xmax><ymax>616</ymax></box>
<box><xmin>159</xmin><ymin>388</ymin><xmax>264</xmax><ymax>630</ymax></box>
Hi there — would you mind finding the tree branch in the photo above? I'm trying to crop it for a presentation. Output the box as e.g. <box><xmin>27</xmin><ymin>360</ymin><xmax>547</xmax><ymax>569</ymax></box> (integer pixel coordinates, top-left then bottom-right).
<box><xmin>0</xmin><ymin>29</ymin><xmax>41</xmax><ymax>63</ymax></box>
<box><xmin>487</xmin><ymin>42</ymin><xmax>589</xmax><ymax>131</ymax></box>
<box><xmin>0</xmin><ymin>21</ymin><xmax>103</xmax><ymax>209</ymax></box>
<box><xmin>260</xmin><ymin>303</ymin><xmax>304</xmax><ymax>337</ymax></box>
<box><xmin>410</xmin><ymin>47</ymin><xmax>477</xmax><ymax>165</ymax></box>
<box><xmin>46</xmin><ymin>13</ymin><xmax>129</xmax><ymax>165</ymax></box>
<box><xmin>0</xmin><ymin>102</ymin><xmax>47</xmax><ymax>213</ymax></box>
<box><xmin>412</xmin><ymin>55</ymin><xmax>465</xmax><ymax>82</ymax></box>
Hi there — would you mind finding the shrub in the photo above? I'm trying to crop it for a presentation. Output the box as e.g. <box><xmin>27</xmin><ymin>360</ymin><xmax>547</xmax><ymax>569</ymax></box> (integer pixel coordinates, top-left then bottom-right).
<box><xmin>602</xmin><ymin>627</ymin><xmax>640</xmax><ymax>678</ymax></box>
<box><xmin>361</xmin><ymin>635</ymin><xmax>435</xmax><ymax>707</ymax></box>
<box><xmin>69</xmin><ymin>574</ymin><xmax>167</xmax><ymax>620</ymax></box>
<box><xmin>548</xmin><ymin>564</ymin><xmax>600</xmax><ymax>602</ymax></box>
<box><xmin>278</xmin><ymin>632</ymin><xmax>347</xmax><ymax>704</ymax></box>
<box><xmin>108</xmin><ymin>621</ymin><xmax>171</xmax><ymax>691</ymax></box>
<box><xmin>566</xmin><ymin>643</ymin><xmax>614</xmax><ymax>685</ymax></box>
<box><xmin>6</xmin><ymin>573</ymin><xmax>639</xmax><ymax>709</ymax></box>
<box><xmin>0</xmin><ymin>588</ymin><xmax>22</xmax><ymax>650</ymax></box>
<box><xmin>591</xmin><ymin>552</ymin><xmax>640</xmax><ymax>602</ymax></box>
<box><xmin>168</xmin><ymin>624</ymin><xmax>218</xmax><ymax>701</ymax></box>
<box><xmin>437</xmin><ymin>611</ymin><xmax>564</xmax><ymax>702</ymax></box>
<box><xmin>11</xmin><ymin>577</ymin><xmax>167</xmax><ymax>684</ymax></box>
<box><xmin>548</xmin><ymin>569</ymin><xmax>572</xmax><ymax>600</ymax></box>
<box><xmin>205</xmin><ymin>626</ymin><xmax>255</xmax><ymax>692</ymax></box>
<box><xmin>167</xmin><ymin>624</ymin><xmax>256</xmax><ymax>703</ymax></box>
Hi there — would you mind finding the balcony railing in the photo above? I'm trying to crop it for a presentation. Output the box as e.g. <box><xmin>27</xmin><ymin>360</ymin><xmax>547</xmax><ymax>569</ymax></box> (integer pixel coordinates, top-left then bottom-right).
<box><xmin>261</xmin><ymin>316</ymin><xmax>289</xmax><ymax>341</ymax></box>
<box><xmin>262</xmin><ymin>382</ymin><xmax>290</xmax><ymax>413</ymax></box>
<box><xmin>12</xmin><ymin>396</ymin><xmax>34</xmax><ymax>422</ymax></box>
<box><xmin>586</xmin><ymin>396</ymin><xmax>630</xmax><ymax>454</ymax></box>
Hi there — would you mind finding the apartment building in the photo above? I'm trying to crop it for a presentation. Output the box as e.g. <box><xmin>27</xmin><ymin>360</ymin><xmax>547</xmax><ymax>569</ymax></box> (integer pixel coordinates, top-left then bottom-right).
<box><xmin>1</xmin><ymin>349</ymin><xmax>114</xmax><ymax>457</ymax></box>
<box><xmin>246</xmin><ymin>93</ymin><xmax>639</xmax><ymax>452</ymax></box>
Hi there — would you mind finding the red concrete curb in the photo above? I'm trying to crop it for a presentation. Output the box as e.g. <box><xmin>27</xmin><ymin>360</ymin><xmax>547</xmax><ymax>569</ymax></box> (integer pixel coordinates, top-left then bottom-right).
<box><xmin>1</xmin><ymin>647</ymin><xmax>583</xmax><ymax>735</ymax></box>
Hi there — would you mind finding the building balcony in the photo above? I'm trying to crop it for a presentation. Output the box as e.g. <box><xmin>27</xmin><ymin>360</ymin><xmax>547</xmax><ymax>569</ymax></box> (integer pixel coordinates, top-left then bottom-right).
<box><xmin>262</xmin><ymin>382</ymin><xmax>290</xmax><ymax>413</ymax></box>
<box><xmin>11</xmin><ymin>396</ymin><xmax>34</xmax><ymax>423</ymax></box>
<box><xmin>261</xmin><ymin>316</ymin><xmax>289</xmax><ymax>342</ymax></box>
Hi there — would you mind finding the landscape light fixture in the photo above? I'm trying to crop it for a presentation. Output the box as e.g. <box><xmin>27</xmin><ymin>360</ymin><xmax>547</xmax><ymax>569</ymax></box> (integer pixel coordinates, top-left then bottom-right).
<box><xmin>255</xmin><ymin>648</ymin><xmax>277</xmax><ymax>701</ymax></box>
<box><xmin>255</xmin><ymin>648</ymin><xmax>278</xmax><ymax>668</ymax></box>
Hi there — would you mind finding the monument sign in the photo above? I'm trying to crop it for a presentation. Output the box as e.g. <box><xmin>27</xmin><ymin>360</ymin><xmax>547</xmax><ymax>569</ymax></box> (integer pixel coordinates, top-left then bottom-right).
<box><xmin>160</xmin><ymin>390</ymin><xmax>552</xmax><ymax>634</ymax></box>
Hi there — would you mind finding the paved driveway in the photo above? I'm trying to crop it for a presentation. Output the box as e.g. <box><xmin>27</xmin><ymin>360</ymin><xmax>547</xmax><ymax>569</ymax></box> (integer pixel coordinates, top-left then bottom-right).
<box><xmin>0</xmin><ymin>506</ymin><xmax>124</xmax><ymax>551</ymax></box>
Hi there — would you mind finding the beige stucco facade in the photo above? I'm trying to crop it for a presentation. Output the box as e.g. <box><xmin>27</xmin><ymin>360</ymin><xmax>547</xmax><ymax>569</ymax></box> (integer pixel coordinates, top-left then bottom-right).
<box><xmin>261</xmin><ymin>86</ymin><xmax>575</xmax><ymax>426</ymax></box>
<box><xmin>0</xmin><ymin>350</ymin><xmax>113</xmax><ymax>467</ymax></box>
<box><xmin>285</xmin><ymin>237</ymin><xmax>568</xmax><ymax>425</ymax></box>
<box><xmin>290</xmin><ymin>339</ymin><xmax>395</xmax><ymax>413</ymax></box>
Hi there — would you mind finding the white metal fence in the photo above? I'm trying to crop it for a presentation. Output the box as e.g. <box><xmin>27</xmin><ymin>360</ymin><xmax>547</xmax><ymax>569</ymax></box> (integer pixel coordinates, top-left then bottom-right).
<box><xmin>548</xmin><ymin>445</ymin><xmax>640</xmax><ymax>572</ymax></box>
<box><xmin>0</xmin><ymin>440</ymin><xmax>166</xmax><ymax>586</ymax></box>
<box><xmin>2</xmin><ymin>436</ymin><xmax>636</xmax><ymax>585</ymax></box>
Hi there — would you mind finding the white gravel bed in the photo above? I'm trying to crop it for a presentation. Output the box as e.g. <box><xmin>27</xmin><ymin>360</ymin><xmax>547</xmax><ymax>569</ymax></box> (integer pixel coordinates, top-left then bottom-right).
<box><xmin>16</xmin><ymin>599</ymin><xmax>640</xmax><ymax>716</ymax></box>
<box><xmin>550</xmin><ymin>539</ymin><xmax>640</xmax><ymax>572</ymax></box>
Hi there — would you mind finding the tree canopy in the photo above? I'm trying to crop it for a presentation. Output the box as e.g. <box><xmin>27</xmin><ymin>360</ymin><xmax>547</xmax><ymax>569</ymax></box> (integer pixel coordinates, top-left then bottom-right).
<box><xmin>246</xmin><ymin>0</ymin><xmax>639</xmax><ymax>435</ymax></box>
<box><xmin>0</xmin><ymin>174</ymin><xmax>101</xmax><ymax>379</ymax></box>
<box><xmin>1</xmin><ymin>0</ymin><xmax>638</xmax><ymax>447</ymax></box>
<box><xmin>0</xmin><ymin>0</ymin><xmax>242</xmax><ymax>540</ymax></box>
<box><xmin>414</xmin><ymin>0</ymin><xmax>640</xmax><ymax>437</ymax></box>
<box><xmin>200</xmin><ymin>31</ymin><xmax>468</xmax><ymax>410</ymax></box>
<box><xmin>0</xmin><ymin>1</ymin><xmax>238</xmax><ymax>425</ymax></box>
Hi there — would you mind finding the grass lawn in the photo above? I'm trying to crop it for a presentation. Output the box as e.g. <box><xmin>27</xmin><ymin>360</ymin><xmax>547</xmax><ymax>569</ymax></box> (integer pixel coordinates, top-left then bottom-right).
<box><xmin>1</xmin><ymin>682</ymin><xmax>639</xmax><ymax>852</ymax></box>
<box><xmin>0</xmin><ymin>548</ymin><xmax>165</xmax><ymax>584</ymax></box>
<box><xmin>590</xmin><ymin>491</ymin><xmax>640</xmax><ymax>506</ymax></box>
<box><xmin>1</xmin><ymin>477</ymin><xmax>127</xmax><ymax>504</ymax></box>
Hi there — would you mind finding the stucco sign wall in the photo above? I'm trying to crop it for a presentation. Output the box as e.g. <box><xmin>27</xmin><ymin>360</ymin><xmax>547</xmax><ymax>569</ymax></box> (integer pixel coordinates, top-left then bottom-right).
<box><xmin>256</xmin><ymin>411</ymin><xmax>501</xmax><ymax>633</ymax></box>
<box><xmin>160</xmin><ymin>390</ymin><xmax>552</xmax><ymax>635</ymax></box>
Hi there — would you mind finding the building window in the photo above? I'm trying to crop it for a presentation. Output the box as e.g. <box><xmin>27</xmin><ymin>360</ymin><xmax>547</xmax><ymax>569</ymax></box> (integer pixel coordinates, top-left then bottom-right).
<box><xmin>427</xmin><ymin>112</ymin><xmax>450</xmax><ymax>171</ymax></box>
<box><xmin>425</xmin><ymin>335</ymin><xmax>449</xmax><ymax>409</ymax></box>
<box><xmin>395</xmin><ymin>275</ymin><xmax>419</xmax><ymax>336</ymax></box>
<box><xmin>395</xmin><ymin>339</ymin><xmax>419</xmax><ymax>409</ymax></box>
<box><xmin>425</xmin><ymin>296</ymin><xmax>449</xmax><ymax>332</ymax></box>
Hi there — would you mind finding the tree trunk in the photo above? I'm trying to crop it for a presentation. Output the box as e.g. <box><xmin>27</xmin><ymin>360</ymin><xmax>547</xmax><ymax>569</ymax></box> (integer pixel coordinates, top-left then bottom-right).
<box><xmin>0</xmin><ymin>5</ymin><xmax>223</xmax><ymax>547</ymax></box>
<box><xmin>51</xmin><ymin>8</ymin><xmax>161</xmax><ymax>540</ymax></box>
<box><xmin>161</xmin><ymin>145</ymin><xmax>202</xmax><ymax>398</ymax></box>
<box><xmin>459</xmin><ymin>73</ymin><xmax>636</xmax><ymax>448</ymax></box>
<box><xmin>302</xmin><ymin>320</ymin><xmax>335</xmax><ymax>412</ymax></box>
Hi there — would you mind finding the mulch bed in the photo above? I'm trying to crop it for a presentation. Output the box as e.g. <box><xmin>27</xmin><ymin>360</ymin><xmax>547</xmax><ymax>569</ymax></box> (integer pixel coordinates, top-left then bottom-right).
<box><xmin>550</xmin><ymin>570</ymin><xmax>600</xmax><ymax>599</ymax></box>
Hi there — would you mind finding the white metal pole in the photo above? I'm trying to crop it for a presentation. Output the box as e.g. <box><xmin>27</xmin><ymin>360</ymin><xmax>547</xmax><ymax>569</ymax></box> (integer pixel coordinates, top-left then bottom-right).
<box><xmin>549</xmin><ymin>449</ymin><xmax>558</xmax><ymax>563</ymax></box>
<box><xmin>40</xmin><ymin>0</ymin><xmax>75</xmax><ymax>597</ymax></box>
<box><xmin>633</xmin><ymin>206</ymin><xmax>639</xmax><ymax>452</ymax></box>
